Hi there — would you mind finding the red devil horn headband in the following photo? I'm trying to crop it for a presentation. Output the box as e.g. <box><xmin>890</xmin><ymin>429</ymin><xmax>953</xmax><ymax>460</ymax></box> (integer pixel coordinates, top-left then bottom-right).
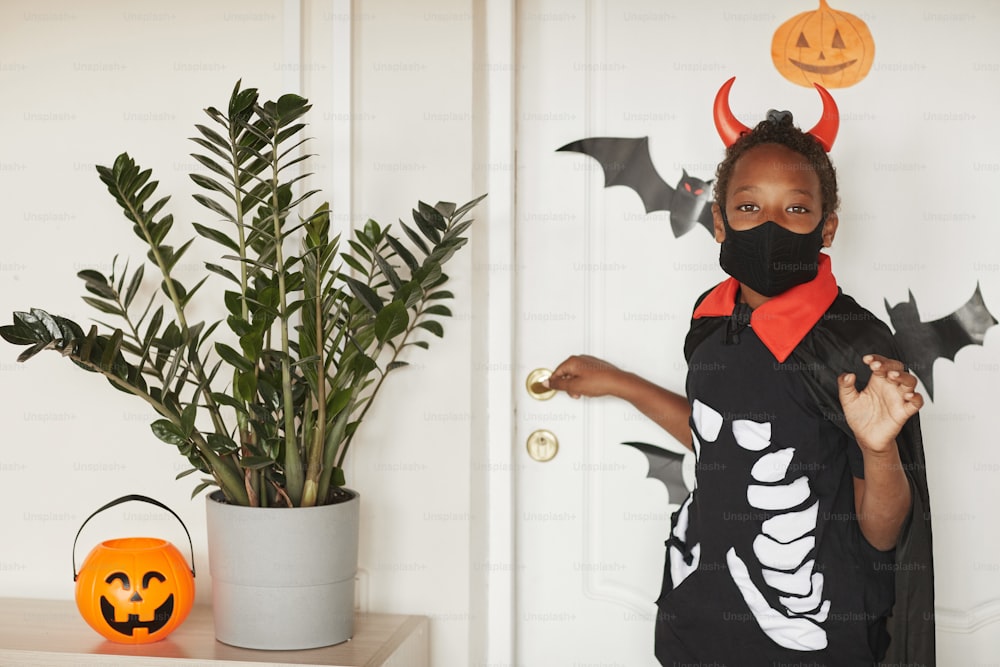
<box><xmin>713</xmin><ymin>76</ymin><xmax>840</xmax><ymax>152</ymax></box>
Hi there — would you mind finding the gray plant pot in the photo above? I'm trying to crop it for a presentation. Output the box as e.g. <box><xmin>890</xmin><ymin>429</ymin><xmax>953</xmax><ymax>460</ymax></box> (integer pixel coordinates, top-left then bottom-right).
<box><xmin>205</xmin><ymin>489</ymin><xmax>360</xmax><ymax>650</ymax></box>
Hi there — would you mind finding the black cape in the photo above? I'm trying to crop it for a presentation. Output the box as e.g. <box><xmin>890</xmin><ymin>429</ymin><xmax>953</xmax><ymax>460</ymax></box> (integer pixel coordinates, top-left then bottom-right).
<box><xmin>684</xmin><ymin>289</ymin><xmax>936</xmax><ymax>667</ymax></box>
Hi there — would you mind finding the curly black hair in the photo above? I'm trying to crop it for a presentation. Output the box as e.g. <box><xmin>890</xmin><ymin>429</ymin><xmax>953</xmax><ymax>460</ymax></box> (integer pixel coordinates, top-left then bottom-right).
<box><xmin>713</xmin><ymin>112</ymin><xmax>839</xmax><ymax>218</ymax></box>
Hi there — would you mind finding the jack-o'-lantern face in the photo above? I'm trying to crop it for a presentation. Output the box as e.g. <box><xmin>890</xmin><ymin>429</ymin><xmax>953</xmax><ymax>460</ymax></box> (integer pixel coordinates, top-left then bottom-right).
<box><xmin>772</xmin><ymin>0</ymin><xmax>875</xmax><ymax>89</ymax></box>
<box><xmin>99</xmin><ymin>569</ymin><xmax>175</xmax><ymax>636</ymax></box>
<box><xmin>75</xmin><ymin>538</ymin><xmax>194</xmax><ymax>644</ymax></box>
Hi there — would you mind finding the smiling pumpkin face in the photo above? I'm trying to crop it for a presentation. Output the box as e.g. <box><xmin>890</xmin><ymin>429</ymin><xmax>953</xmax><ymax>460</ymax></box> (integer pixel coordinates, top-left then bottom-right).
<box><xmin>772</xmin><ymin>0</ymin><xmax>875</xmax><ymax>89</ymax></box>
<box><xmin>75</xmin><ymin>538</ymin><xmax>194</xmax><ymax>644</ymax></box>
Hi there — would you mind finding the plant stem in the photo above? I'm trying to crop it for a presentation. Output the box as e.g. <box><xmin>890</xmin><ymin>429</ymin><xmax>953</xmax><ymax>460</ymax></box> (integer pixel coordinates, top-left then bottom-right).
<box><xmin>267</xmin><ymin>153</ymin><xmax>302</xmax><ymax>506</ymax></box>
<box><xmin>301</xmin><ymin>269</ymin><xmax>327</xmax><ymax>507</ymax></box>
<box><xmin>227</xmin><ymin>114</ymin><xmax>261</xmax><ymax>505</ymax></box>
<box><xmin>119</xmin><ymin>198</ymin><xmax>229</xmax><ymax>440</ymax></box>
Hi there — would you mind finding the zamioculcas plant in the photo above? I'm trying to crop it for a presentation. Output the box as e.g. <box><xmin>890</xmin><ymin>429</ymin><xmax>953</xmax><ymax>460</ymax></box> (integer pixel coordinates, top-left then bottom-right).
<box><xmin>1</xmin><ymin>81</ymin><xmax>484</xmax><ymax>507</ymax></box>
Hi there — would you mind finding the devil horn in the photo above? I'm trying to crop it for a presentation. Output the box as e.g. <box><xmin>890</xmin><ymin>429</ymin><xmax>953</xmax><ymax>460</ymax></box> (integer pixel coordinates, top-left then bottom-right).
<box><xmin>713</xmin><ymin>76</ymin><xmax>751</xmax><ymax>147</ymax></box>
<box><xmin>806</xmin><ymin>83</ymin><xmax>839</xmax><ymax>152</ymax></box>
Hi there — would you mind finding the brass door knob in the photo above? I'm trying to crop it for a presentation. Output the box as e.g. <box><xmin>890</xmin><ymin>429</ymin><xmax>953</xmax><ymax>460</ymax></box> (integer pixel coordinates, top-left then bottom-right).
<box><xmin>526</xmin><ymin>429</ymin><xmax>559</xmax><ymax>462</ymax></box>
<box><xmin>526</xmin><ymin>368</ymin><xmax>556</xmax><ymax>400</ymax></box>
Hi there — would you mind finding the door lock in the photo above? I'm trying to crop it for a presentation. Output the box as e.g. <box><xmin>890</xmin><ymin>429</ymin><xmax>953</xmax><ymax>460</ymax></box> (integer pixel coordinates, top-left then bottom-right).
<box><xmin>526</xmin><ymin>429</ymin><xmax>559</xmax><ymax>462</ymax></box>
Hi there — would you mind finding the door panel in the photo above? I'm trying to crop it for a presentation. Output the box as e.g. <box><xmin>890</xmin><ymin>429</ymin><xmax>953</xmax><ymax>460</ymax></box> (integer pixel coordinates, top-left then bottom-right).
<box><xmin>514</xmin><ymin>1</ymin><xmax>717</xmax><ymax>663</ymax></box>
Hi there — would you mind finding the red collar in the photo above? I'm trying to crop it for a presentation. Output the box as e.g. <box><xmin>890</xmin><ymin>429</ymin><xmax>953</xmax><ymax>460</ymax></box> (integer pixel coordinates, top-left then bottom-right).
<box><xmin>692</xmin><ymin>253</ymin><xmax>839</xmax><ymax>362</ymax></box>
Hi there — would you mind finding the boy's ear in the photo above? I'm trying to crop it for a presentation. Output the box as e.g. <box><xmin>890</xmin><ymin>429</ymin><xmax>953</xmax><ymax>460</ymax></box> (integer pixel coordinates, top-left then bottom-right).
<box><xmin>712</xmin><ymin>203</ymin><xmax>725</xmax><ymax>243</ymax></box>
<box><xmin>821</xmin><ymin>212</ymin><xmax>839</xmax><ymax>247</ymax></box>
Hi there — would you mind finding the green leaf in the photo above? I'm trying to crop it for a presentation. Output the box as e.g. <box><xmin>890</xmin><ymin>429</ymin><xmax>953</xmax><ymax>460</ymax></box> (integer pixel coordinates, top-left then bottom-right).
<box><xmin>180</xmin><ymin>403</ymin><xmax>198</xmax><ymax>435</ymax></box>
<box><xmin>193</xmin><ymin>124</ymin><xmax>231</xmax><ymax>151</ymax></box>
<box><xmin>123</xmin><ymin>264</ymin><xmax>145</xmax><ymax>309</ymax></box>
<box><xmin>400</xmin><ymin>222</ymin><xmax>430</xmax><ymax>255</ymax></box>
<box><xmin>341</xmin><ymin>254</ymin><xmax>368</xmax><ymax>276</ymax></box>
<box><xmin>193</xmin><ymin>223</ymin><xmax>241</xmax><ymax>252</ymax></box>
<box><xmin>418</xmin><ymin>201</ymin><xmax>447</xmax><ymax>231</ymax></box>
<box><xmin>190</xmin><ymin>480</ymin><xmax>217</xmax><ymax>499</ymax></box>
<box><xmin>165</xmin><ymin>238</ymin><xmax>195</xmax><ymax>272</ymax></box>
<box><xmin>160</xmin><ymin>321</ymin><xmax>183</xmax><ymax>348</ymax></box>
<box><xmin>417</xmin><ymin>320</ymin><xmax>445</xmax><ymax>337</ymax></box>
<box><xmin>77</xmin><ymin>270</ymin><xmax>117</xmax><ymax>299</ymax></box>
<box><xmin>81</xmin><ymin>297</ymin><xmax>124</xmax><ymax>317</ymax></box>
<box><xmin>345</xmin><ymin>277</ymin><xmax>383</xmax><ymax>315</ymax></box>
<box><xmin>373</xmin><ymin>250</ymin><xmax>401</xmax><ymax>291</ymax></box>
<box><xmin>151</xmin><ymin>419</ymin><xmax>187</xmax><ymax>446</ymax></box>
<box><xmin>190</xmin><ymin>173</ymin><xmax>236</xmax><ymax>200</ymax></box>
<box><xmin>224</xmin><ymin>290</ymin><xmax>243</xmax><ymax>317</ymax></box>
<box><xmin>192</xmin><ymin>194</ymin><xmax>236</xmax><ymax>222</ymax></box>
<box><xmin>210</xmin><ymin>392</ymin><xmax>249</xmax><ymax>415</ymax></box>
<box><xmin>275</xmin><ymin>93</ymin><xmax>311</xmax><ymax>125</ymax></box>
<box><xmin>423</xmin><ymin>304</ymin><xmax>452</xmax><ymax>317</ymax></box>
<box><xmin>100</xmin><ymin>329</ymin><xmax>124</xmax><ymax>370</ymax></box>
<box><xmin>235</xmin><ymin>370</ymin><xmax>257</xmax><ymax>403</ymax></box>
<box><xmin>190</xmin><ymin>151</ymin><xmax>234</xmax><ymax>180</ymax></box>
<box><xmin>348</xmin><ymin>239</ymin><xmax>373</xmax><ymax>263</ymax></box>
<box><xmin>206</xmin><ymin>433</ymin><xmax>239</xmax><ymax>454</ymax></box>
<box><xmin>205</xmin><ymin>262</ymin><xmax>240</xmax><ymax>284</ymax></box>
<box><xmin>450</xmin><ymin>194</ymin><xmax>487</xmax><ymax>220</ymax></box>
<box><xmin>216</xmin><ymin>342</ymin><xmax>254</xmax><ymax>372</ymax></box>
<box><xmin>435</xmin><ymin>200</ymin><xmax>457</xmax><ymax>217</ymax></box>
<box><xmin>385</xmin><ymin>234</ymin><xmax>419</xmax><ymax>272</ymax></box>
<box><xmin>413</xmin><ymin>208</ymin><xmax>441</xmax><ymax>244</ymax></box>
<box><xmin>374</xmin><ymin>301</ymin><xmax>409</xmax><ymax>344</ymax></box>
<box><xmin>142</xmin><ymin>306</ymin><xmax>164</xmax><ymax>347</ymax></box>
<box><xmin>326</xmin><ymin>388</ymin><xmax>353</xmax><ymax>417</ymax></box>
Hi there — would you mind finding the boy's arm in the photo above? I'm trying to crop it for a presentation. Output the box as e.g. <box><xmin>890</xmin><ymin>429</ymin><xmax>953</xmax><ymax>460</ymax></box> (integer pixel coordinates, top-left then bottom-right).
<box><xmin>547</xmin><ymin>354</ymin><xmax>693</xmax><ymax>450</ymax></box>
<box><xmin>839</xmin><ymin>354</ymin><xmax>922</xmax><ymax>551</ymax></box>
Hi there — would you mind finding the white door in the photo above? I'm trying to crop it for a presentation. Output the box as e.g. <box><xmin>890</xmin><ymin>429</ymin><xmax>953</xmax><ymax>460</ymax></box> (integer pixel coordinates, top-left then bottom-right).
<box><xmin>513</xmin><ymin>1</ymin><xmax>723</xmax><ymax>663</ymax></box>
<box><xmin>511</xmin><ymin>0</ymin><xmax>994</xmax><ymax>664</ymax></box>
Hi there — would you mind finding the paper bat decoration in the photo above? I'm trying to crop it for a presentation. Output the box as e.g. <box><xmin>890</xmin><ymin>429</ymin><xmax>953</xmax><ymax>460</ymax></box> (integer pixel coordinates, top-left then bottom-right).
<box><xmin>621</xmin><ymin>441</ymin><xmax>689</xmax><ymax>504</ymax></box>
<box><xmin>558</xmin><ymin>135</ymin><xmax>997</xmax><ymax>401</ymax></box>
<box><xmin>885</xmin><ymin>283</ymin><xmax>998</xmax><ymax>401</ymax></box>
<box><xmin>557</xmin><ymin>137</ymin><xmax>715</xmax><ymax>238</ymax></box>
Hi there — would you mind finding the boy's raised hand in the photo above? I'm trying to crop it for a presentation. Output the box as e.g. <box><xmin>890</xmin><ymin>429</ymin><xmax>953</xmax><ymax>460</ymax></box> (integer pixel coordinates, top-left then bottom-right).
<box><xmin>838</xmin><ymin>354</ymin><xmax>924</xmax><ymax>453</ymax></box>
<box><xmin>547</xmin><ymin>354</ymin><xmax>626</xmax><ymax>399</ymax></box>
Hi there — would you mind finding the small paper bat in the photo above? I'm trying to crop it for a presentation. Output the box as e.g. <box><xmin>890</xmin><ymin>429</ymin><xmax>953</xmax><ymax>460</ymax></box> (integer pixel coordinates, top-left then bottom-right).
<box><xmin>621</xmin><ymin>441</ymin><xmax>689</xmax><ymax>505</ymax></box>
<box><xmin>885</xmin><ymin>283</ymin><xmax>998</xmax><ymax>401</ymax></box>
<box><xmin>557</xmin><ymin>137</ymin><xmax>715</xmax><ymax>238</ymax></box>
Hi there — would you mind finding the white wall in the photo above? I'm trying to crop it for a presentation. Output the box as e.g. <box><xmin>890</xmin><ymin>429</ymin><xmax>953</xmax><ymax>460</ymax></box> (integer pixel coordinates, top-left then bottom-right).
<box><xmin>0</xmin><ymin>1</ymin><xmax>482</xmax><ymax>665</ymax></box>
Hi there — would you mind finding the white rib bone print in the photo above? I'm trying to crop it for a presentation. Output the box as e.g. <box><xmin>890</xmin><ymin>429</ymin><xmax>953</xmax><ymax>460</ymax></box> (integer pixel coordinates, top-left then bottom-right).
<box><xmin>689</xmin><ymin>400</ymin><xmax>829</xmax><ymax>651</ymax></box>
<box><xmin>731</xmin><ymin>410</ymin><xmax>827</xmax><ymax>650</ymax></box>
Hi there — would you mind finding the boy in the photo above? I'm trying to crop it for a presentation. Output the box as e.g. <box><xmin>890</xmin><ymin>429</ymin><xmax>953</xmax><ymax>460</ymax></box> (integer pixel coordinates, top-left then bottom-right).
<box><xmin>547</xmin><ymin>82</ymin><xmax>934</xmax><ymax>666</ymax></box>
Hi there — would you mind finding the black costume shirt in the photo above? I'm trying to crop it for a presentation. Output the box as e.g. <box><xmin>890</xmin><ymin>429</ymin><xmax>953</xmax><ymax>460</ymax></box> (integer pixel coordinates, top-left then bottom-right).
<box><xmin>654</xmin><ymin>255</ymin><xmax>930</xmax><ymax>667</ymax></box>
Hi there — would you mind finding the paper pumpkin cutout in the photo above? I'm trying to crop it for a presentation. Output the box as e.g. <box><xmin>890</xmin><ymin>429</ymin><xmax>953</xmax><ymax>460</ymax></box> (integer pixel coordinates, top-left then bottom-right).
<box><xmin>771</xmin><ymin>0</ymin><xmax>875</xmax><ymax>89</ymax></box>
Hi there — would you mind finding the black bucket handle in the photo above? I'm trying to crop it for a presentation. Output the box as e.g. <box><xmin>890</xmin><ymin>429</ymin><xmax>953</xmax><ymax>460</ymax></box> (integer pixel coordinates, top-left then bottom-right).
<box><xmin>72</xmin><ymin>493</ymin><xmax>195</xmax><ymax>581</ymax></box>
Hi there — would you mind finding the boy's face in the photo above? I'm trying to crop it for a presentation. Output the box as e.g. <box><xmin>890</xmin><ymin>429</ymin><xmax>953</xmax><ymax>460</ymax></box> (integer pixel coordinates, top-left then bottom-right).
<box><xmin>712</xmin><ymin>142</ymin><xmax>838</xmax><ymax>246</ymax></box>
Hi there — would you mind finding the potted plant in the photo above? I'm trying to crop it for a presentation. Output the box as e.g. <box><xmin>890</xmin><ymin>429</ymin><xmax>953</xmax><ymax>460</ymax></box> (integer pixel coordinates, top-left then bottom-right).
<box><xmin>0</xmin><ymin>81</ymin><xmax>484</xmax><ymax>649</ymax></box>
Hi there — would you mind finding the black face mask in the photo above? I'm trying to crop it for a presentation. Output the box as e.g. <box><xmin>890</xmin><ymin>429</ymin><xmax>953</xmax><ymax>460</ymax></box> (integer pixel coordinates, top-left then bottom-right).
<box><xmin>718</xmin><ymin>211</ymin><xmax>825</xmax><ymax>297</ymax></box>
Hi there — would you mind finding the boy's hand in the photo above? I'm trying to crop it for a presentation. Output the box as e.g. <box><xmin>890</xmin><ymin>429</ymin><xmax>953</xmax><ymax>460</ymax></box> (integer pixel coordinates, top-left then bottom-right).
<box><xmin>547</xmin><ymin>354</ymin><xmax>626</xmax><ymax>399</ymax></box>
<box><xmin>838</xmin><ymin>354</ymin><xmax>924</xmax><ymax>453</ymax></box>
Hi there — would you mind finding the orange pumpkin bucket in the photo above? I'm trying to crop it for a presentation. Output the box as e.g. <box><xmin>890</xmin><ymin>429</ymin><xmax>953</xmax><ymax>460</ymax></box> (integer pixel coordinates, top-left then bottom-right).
<box><xmin>73</xmin><ymin>494</ymin><xmax>195</xmax><ymax>644</ymax></box>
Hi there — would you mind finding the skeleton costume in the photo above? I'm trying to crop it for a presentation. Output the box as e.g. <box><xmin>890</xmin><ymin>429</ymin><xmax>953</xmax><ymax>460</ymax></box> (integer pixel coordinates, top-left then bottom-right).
<box><xmin>653</xmin><ymin>80</ymin><xmax>935</xmax><ymax>666</ymax></box>
<box><xmin>654</xmin><ymin>254</ymin><xmax>934</xmax><ymax>666</ymax></box>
